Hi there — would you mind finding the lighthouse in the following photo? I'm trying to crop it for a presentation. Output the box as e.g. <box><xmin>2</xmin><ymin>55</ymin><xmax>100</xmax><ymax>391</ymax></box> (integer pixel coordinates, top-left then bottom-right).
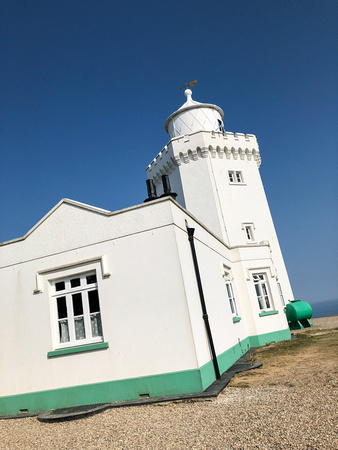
<box><xmin>0</xmin><ymin>87</ymin><xmax>293</xmax><ymax>415</ymax></box>
<box><xmin>147</xmin><ymin>88</ymin><xmax>293</xmax><ymax>318</ymax></box>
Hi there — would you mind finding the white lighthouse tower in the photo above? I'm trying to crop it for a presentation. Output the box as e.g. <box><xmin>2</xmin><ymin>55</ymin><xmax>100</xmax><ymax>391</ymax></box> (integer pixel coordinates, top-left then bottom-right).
<box><xmin>147</xmin><ymin>88</ymin><xmax>293</xmax><ymax>315</ymax></box>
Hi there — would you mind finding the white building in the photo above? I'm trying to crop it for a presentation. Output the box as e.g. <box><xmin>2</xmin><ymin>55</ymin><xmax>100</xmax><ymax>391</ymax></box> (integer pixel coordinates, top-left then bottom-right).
<box><xmin>0</xmin><ymin>90</ymin><xmax>293</xmax><ymax>415</ymax></box>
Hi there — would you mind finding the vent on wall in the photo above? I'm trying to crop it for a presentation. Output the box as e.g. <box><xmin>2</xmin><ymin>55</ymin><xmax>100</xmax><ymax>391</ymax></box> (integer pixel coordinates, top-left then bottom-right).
<box><xmin>139</xmin><ymin>393</ymin><xmax>150</xmax><ymax>399</ymax></box>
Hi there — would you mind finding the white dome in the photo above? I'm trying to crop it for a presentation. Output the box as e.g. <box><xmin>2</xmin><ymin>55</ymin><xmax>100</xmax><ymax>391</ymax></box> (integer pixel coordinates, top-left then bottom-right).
<box><xmin>164</xmin><ymin>89</ymin><xmax>224</xmax><ymax>139</ymax></box>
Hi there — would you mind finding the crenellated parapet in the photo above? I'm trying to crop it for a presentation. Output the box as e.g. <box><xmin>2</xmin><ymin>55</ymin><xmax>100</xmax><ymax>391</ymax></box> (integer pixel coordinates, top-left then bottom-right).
<box><xmin>146</xmin><ymin>146</ymin><xmax>178</xmax><ymax>186</ymax></box>
<box><xmin>146</xmin><ymin>130</ymin><xmax>261</xmax><ymax>186</ymax></box>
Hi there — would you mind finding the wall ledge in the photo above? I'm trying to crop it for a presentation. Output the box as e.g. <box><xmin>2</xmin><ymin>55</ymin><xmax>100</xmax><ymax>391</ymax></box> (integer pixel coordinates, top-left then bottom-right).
<box><xmin>47</xmin><ymin>342</ymin><xmax>109</xmax><ymax>358</ymax></box>
<box><xmin>259</xmin><ymin>310</ymin><xmax>279</xmax><ymax>317</ymax></box>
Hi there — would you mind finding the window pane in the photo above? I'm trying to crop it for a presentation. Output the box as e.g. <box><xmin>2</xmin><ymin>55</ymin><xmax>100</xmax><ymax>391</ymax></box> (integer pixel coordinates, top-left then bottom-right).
<box><xmin>55</xmin><ymin>281</ymin><xmax>65</xmax><ymax>292</ymax></box>
<box><xmin>226</xmin><ymin>284</ymin><xmax>232</xmax><ymax>299</ymax></box>
<box><xmin>258</xmin><ymin>297</ymin><xmax>265</xmax><ymax>309</ymax></box>
<box><xmin>88</xmin><ymin>290</ymin><xmax>100</xmax><ymax>313</ymax></box>
<box><xmin>86</xmin><ymin>274</ymin><xmax>97</xmax><ymax>285</ymax></box>
<box><xmin>74</xmin><ymin>317</ymin><xmax>86</xmax><ymax>340</ymax></box>
<box><xmin>236</xmin><ymin>172</ymin><xmax>242</xmax><ymax>182</ymax></box>
<box><xmin>59</xmin><ymin>320</ymin><xmax>69</xmax><ymax>343</ymax></box>
<box><xmin>262</xmin><ymin>283</ymin><xmax>268</xmax><ymax>296</ymax></box>
<box><xmin>57</xmin><ymin>297</ymin><xmax>67</xmax><ymax>319</ymax></box>
<box><xmin>229</xmin><ymin>284</ymin><xmax>235</xmax><ymax>300</ymax></box>
<box><xmin>229</xmin><ymin>299</ymin><xmax>235</xmax><ymax>314</ymax></box>
<box><xmin>72</xmin><ymin>293</ymin><xmax>83</xmax><ymax>316</ymax></box>
<box><xmin>277</xmin><ymin>283</ymin><xmax>285</xmax><ymax>306</ymax></box>
<box><xmin>91</xmin><ymin>313</ymin><xmax>103</xmax><ymax>337</ymax></box>
<box><xmin>70</xmin><ymin>277</ymin><xmax>81</xmax><ymax>288</ymax></box>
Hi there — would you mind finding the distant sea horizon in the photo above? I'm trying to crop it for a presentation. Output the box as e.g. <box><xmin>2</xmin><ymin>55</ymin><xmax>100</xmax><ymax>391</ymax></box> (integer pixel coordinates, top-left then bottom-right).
<box><xmin>309</xmin><ymin>298</ymin><xmax>338</xmax><ymax>318</ymax></box>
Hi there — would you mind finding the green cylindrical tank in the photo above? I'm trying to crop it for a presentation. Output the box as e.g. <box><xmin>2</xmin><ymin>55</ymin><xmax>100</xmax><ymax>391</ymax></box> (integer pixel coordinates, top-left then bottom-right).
<box><xmin>285</xmin><ymin>300</ymin><xmax>313</xmax><ymax>330</ymax></box>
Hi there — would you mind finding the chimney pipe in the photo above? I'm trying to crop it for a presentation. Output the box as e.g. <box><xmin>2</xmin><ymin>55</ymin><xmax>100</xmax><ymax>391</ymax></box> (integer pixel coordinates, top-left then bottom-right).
<box><xmin>144</xmin><ymin>179</ymin><xmax>157</xmax><ymax>202</ymax></box>
<box><xmin>161</xmin><ymin>174</ymin><xmax>171</xmax><ymax>195</ymax></box>
<box><xmin>160</xmin><ymin>174</ymin><xmax>177</xmax><ymax>199</ymax></box>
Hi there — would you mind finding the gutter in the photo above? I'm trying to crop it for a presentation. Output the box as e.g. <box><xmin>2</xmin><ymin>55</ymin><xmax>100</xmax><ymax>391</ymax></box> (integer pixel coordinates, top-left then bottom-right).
<box><xmin>187</xmin><ymin>227</ymin><xmax>220</xmax><ymax>380</ymax></box>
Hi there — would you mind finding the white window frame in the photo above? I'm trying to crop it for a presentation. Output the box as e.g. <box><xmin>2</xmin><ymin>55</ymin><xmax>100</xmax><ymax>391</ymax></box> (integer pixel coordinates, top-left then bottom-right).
<box><xmin>50</xmin><ymin>271</ymin><xmax>104</xmax><ymax>349</ymax></box>
<box><xmin>228</xmin><ymin>171</ymin><xmax>244</xmax><ymax>184</ymax></box>
<box><xmin>253</xmin><ymin>273</ymin><xmax>274</xmax><ymax>311</ymax></box>
<box><xmin>242</xmin><ymin>222</ymin><xmax>256</xmax><ymax>243</ymax></box>
<box><xmin>223</xmin><ymin>270</ymin><xmax>239</xmax><ymax>316</ymax></box>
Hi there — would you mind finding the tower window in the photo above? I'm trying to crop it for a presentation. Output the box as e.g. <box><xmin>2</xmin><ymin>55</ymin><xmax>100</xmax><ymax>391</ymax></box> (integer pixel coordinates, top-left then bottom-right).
<box><xmin>223</xmin><ymin>269</ymin><xmax>239</xmax><ymax>317</ymax></box>
<box><xmin>245</xmin><ymin>226</ymin><xmax>253</xmax><ymax>241</ymax></box>
<box><xmin>253</xmin><ymin>273</ymin><xmax>273</xmax><ymax>311</ymax></box>
<box><xmin>277</xmin><ymin>282</ymin><xmax>285</xmax><ymax>307</ymax></box>
<box><xmin>242</xmin><ymin>223</ymin><xmax>255</xmax><ymax>243</ymax></box>
<box><xmin>228</xmin><ymin>171</ymin><xmax>244</xmax><ymax>184</ymax></box>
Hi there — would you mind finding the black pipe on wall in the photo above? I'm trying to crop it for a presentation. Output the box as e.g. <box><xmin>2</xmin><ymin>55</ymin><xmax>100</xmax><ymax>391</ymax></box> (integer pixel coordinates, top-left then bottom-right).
<box><xmin>187</xmin><ymin>227</ymin><xmax>221</xmax><ymax>380</ymax></box>
<box><xmin>144</xmin><ymin>179</ymin><xmax>157</xmax><ymax>202</ymax></box>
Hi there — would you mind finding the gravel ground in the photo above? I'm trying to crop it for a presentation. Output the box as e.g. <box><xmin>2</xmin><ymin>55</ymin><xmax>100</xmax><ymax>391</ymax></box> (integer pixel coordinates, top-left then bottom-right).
<box><xmin>0</xmin><ymin>316</ymin><xmax>337</xmax><ymax>450</ymax></box>
<box><xmin>304</xmin><ymin>315</ymin><xmax>337</xmax><ymax>330</ymax></box>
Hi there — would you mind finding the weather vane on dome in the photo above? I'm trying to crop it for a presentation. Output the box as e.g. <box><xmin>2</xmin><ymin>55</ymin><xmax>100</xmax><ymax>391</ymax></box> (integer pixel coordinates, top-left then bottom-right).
<box><xmin>180</xmin><ymin>80</ymin><xmax>197</xmax><ymax>90</ymax></box>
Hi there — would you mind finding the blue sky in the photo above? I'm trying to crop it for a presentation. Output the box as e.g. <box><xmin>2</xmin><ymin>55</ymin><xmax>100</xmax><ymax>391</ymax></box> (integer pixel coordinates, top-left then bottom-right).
<box><xmin>1</xmin><ymin>0</ymin><xmax>337</xmax><ymax>305</ymax></box>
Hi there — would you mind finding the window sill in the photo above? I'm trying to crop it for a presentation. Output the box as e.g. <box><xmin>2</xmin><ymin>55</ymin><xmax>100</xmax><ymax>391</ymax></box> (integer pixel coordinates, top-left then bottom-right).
<box><xmin>259</xmin><ymin>310</ymin><xmax>279</xmax><ymax>317</ymax></box>
<box><xmin>232</xmin><ymin>316</ymin><xmax>241</xmax><ymax>323</ymax></box>
<box><xmin>48</xmin><ymin>342</ymin><xmax>109</xmax><ymax>358</ymax></box>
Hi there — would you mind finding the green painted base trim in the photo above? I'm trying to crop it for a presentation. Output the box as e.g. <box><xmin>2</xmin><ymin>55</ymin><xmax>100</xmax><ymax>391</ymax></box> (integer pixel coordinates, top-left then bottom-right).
<box><xmin>232</xmin><ymin>316</ymin><xmax>241</xmax><ymax>323</ymax></box>
<box><xmin>249</xmin><ymin>327</ymin><xmax>291</xmax><ymax>347</ymax></box>
<box><xmin>198</xmin><ymin>336</ymin><xmax>252</xmax><ymax>390</ymax></box>
<box><xmin>259</xmin><ymin>310</ymin><xmax>279</xmax><ymax>317</ymax></box>
<box><xmin>199</xmin><ymin>360</ymin><xmax>216</xmax><ymax>390</ymax></box>
<box><xmin>217</xmin><ymin>337</ymin><xmax>251</xmax><ymax>375</ymax></box>
<box><xmin>1</xmin><ymin>328</ymin><xmax>291</xmax><ymax>416</ymax></box>
<box><xmin>47</xmin><ymin>342</ymin><xmax>109</xmax><ymax>358</ymax></box>
<box><xmin>0</xmin><ymin>368</ymin><xmax>205</xmax><ymax>416</ymax></box>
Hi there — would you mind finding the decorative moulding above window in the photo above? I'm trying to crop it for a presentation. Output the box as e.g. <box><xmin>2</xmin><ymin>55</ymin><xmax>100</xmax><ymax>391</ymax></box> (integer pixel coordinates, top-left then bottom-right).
<box><xmin>241</xmin><ymin>222</ymin><xmax>255</xmax><ymax>231</ymax></box>
<box><xmin>33</xmin><ymin>255</ymin><xmax>111</xmax><ymax>294</ymax></box>
<box><xmin>246</xmin><ymin>266</ymin><xmax>276</xmax><ymax>281</ymax></box>
<box><xmin>222</xmin><ymin>264</ymin><xmax>233</xmax><ymax>281</ymax></box>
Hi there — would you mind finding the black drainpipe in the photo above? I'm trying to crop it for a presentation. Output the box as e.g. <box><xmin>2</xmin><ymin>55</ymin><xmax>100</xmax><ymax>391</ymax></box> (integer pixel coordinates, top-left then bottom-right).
<box><xmin>187</xmin><ymin>227</ymin><xmax>220</xmax><ymax>380</ymax></box>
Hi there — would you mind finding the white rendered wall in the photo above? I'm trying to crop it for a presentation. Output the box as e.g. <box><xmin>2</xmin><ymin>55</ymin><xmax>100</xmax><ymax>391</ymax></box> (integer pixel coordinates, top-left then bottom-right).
<box><xmin>0</xmin><ymin>199</ymin><xmax>200</xmax><ymax>397</ymax></box>
<box><xmin>167</xmin><ymin>202</ymin><xmax>289</xmax><ymax>367</ymax></box>
<box><xmin>0</xmin><ymin>196</ymin><xmax>290</xmax><ymax>399</ymax></box>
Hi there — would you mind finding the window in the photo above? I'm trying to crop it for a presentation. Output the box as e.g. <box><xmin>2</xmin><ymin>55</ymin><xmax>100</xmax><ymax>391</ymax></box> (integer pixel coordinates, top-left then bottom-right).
<box><xmin>51</xmin><ymin>272</ymin><xmax>103</xmax><ymax>348</ymax></box>
<box><xmin>224</xmin><ymin>272</ymin><xmax>238</xmax><ymax>316</ymax></box>
<box><xmin>228</xmin><ymin>171</ymin><xmax>244</xmax><ymax>184</ymax></box>
<box><xmin>277</xmin><ymin>282</ymin><xmax>285</xmax><ymax>306</ymax></box>
<box><xmin>253</xmin><ymin>273</ymin><xmax>273</xmax><ymax>311</ymax></box>
<box><xmin>245</xmin><ymin>225</ymin><xmax>254</xmax><ymax>242</ymax></box>
<box><xmin>242</xmin><ymin>222</ymin><xmax>255</xmax><ymax>243</ymax></box>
